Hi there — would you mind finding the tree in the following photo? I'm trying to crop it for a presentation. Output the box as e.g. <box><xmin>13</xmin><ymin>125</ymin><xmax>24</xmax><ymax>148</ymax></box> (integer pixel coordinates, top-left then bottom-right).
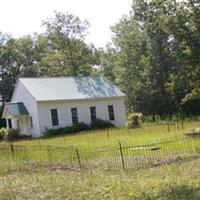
<box><xmin>41</xmin><ymin>12</ymin><xmax>98</xmax><ymax>76</ymax></box>
<box><xmin>0</xmin><ymin>12</ymin><xmax>101</xmax><ymax>103</ymax></box>
<box><xmin>166</xmin><ymin>0</ymin><xmax>200</xmax><ymax>114</ymax></box>
<box><xmin>104</xmin><ymin>0</ymin><xmax>200</xmax><ymax>116</ymax></box>
<box><xmin>0</xmin><ymin>36</ymin><xmax>39</xmax><ymax>103</ymax></box>
<box><xmin>111</xmin><ymin>15</ymin><xmax>151</xmax><ymax>114</ymax></box>
<box><xmin>98</xmin><ymin>46</ymin><xmax>120</xmax><ymax>82</ymax></box>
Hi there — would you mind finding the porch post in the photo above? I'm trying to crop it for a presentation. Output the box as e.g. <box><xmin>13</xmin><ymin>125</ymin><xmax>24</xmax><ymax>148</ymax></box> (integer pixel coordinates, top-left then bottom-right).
<box><xmin>5</xmin><ymin>119</ymin><xmax>9</xmax><ymax>129</ymax></box>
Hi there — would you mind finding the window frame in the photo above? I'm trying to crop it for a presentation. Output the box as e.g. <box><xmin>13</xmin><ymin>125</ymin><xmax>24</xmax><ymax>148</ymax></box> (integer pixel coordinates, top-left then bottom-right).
<box><xmin>71</xmin><ymin>107</ymin><xmax>78</xmax><ymax>125</ymax></box>
<box><xmin>29</xmin><ymin>116</ymin><xmax>33</xmax><ymax>129</ymax></box>
<box><xmin>108</xmin><ymin>105</ymin><xmax>115</xmax><ymax>121</ymax></box>
<box><xmin>8</xmin><ymin>119</ymin><xmax>12</xmax><ymax>129</ymax></box>
<box><xmin>90</xmin><ymin>106</ymin><xmax>97</xmax><ymax>122</ymax></box>
<box><xmin>51</xmin><ymin>109</ymin><xmax>59</xmax><ymax>126</ymax></box>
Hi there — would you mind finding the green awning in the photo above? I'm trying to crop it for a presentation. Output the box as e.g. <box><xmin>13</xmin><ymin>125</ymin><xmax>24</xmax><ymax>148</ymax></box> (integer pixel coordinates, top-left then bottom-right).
<box><xmin>5</xmin><ymin>102</ymin><xmax>29</xmax><ymax>117</ymax></box>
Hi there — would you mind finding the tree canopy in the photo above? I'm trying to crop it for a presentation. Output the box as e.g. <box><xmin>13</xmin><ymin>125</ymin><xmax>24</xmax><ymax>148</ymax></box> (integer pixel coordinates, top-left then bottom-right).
<box><xmin>0</xmin><ymin>12</ymin><xmax>99</xmax><ymax>103</ymax></box>
<box><xmin>0</xmin><ymin>2</ymin><xmax>199</xmax><ymax>117</ymax></box>
<box><xmin>102</xmin><ymin>0</ymin><xmax>200</xmax><ymax>117</ymax></box>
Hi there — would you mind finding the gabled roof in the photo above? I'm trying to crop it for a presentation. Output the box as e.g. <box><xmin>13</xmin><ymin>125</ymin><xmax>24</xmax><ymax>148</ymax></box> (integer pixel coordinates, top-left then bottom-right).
<box><xmin>18</xmin><ymin>76</ymin><xmax>125</xmax><ymax>101</ymax></box>
<box><xmin>4</xmin><ymin>102</ymin><xmax>29</xmax><ymax>117</ymax></box>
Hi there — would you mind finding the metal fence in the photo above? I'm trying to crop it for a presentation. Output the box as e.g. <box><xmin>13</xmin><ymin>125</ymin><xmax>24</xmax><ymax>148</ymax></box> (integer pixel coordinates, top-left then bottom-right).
<box><xmin>0</xmin><ymin>136</ymin><xmax>200</xmax><ymax>171</ymax></box>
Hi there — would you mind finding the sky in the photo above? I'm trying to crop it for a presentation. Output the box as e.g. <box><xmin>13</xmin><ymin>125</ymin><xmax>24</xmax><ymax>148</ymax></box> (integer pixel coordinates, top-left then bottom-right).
<box><xmin>0</xmin><ymin>0</ymin><xmax>132</xmax><ymax>48</ymax></box>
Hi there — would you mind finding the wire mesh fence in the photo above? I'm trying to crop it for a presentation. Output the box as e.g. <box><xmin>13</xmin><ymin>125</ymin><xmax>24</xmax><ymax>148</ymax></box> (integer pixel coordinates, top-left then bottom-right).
<box><xmin>0</xmin><ymin>135</ymin><xmax>200</xmax><ymax>171</ymax></box>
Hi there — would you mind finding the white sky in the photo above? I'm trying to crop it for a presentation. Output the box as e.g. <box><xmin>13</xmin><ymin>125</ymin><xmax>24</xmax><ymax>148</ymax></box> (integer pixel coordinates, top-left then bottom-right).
<box><xmin>0</xmin><ymin>0</ymin><xmax>132</xmax><ymax>48</ymax></box>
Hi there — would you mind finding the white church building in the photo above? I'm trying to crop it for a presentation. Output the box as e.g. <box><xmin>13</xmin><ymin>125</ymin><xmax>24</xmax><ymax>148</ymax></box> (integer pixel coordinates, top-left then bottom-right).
<box><xmin>3</xmin><ymin>76</ymin><xmax>126</xmax><ymax>137</ymax></box>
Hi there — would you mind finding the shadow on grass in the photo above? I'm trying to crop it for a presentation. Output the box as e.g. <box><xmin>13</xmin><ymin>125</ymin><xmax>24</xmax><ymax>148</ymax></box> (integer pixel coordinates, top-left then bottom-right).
<box><xmin>137</xmin><ymin>185</ymin><xmax>200</xmax><ymax>200</ymax></box>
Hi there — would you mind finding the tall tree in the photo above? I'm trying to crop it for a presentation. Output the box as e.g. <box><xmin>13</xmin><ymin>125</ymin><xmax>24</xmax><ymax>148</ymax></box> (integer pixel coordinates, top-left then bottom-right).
<box><xmin>166</xmin><ymin>0</ymin><xmax>200</xmax><ymax>114</ymax></box>
<box><xmin>104</xmin><ymin>0</ymin><xmax>200</xmax><ymax>116</ymax></box>
<box><xmin>0</xmin><ymin>36</ymin><xmax>38</xmax><ymax>103</ymax></box>
<box><xmin>41</xmin><ymin>12</ymin><xmax>97</xmax><ymax>76</ymax></box>
<box><xmin>111</xmin><ymin>15</ymin><xmax>150</xmax><ymax>113</ymax></box>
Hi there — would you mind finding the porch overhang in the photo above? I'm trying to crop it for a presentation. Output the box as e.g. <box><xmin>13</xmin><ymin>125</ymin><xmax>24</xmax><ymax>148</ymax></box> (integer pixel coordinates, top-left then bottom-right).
<box><xmin>3</xmin><ymin>102</ymin><xmax>29</xmax><ymax>118</ymax></box>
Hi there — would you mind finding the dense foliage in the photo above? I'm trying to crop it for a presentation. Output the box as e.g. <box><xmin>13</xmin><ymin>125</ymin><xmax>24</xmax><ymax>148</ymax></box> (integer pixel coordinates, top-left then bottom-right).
<box><xmin>0</xmin><ymin>1</ymin><xmax>199</xmax><ymax>118</ymax></box>
<box><xmin>44</xmin><ymin>119</ymin><xmax>114</xmax><ymax>137</ymax></box>
<box><xmin>90</xmin><ymin>118</ymin><xmax>115</xmax><ymax>129</ymax></box>
<box><xmin>0</xmin><ymin>12</ymin><xmax>99</xmax><ymax>104</ymax></box>
<box><xmin>0</xmin><ymin>127</ymin><xmax>7</xmax><ymax>140</ymax></box>
<box><xmin>4</xmin><ymin>128</ymin><xmax>20</xmax><ymax>142</ymax></box>
<box><xmin>102</xmin><ymin>0</ymin><xmax>200</xmax><ymax>117</ymax></box>
<box><xmin>126</xmin><ymin>113</ymin><xmax>143</xmax><ymax>128</ymax></box>
<box><xmin>44</xmin><ymin>122</ymin><xmax>90</xmax><ymax>137</ymax></box>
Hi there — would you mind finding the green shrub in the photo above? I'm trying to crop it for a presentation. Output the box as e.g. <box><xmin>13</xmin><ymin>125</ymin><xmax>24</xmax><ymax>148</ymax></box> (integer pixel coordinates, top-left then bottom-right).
<box><xmin>0</xmin><ymin>128</ymin><xmax>8</xmax><ymax>140</ymax></box>
<box><xmin>43</xmin><ymin>119</ymin><xmax>115</xmax><ymax>137</ymax></box>
<box><xmin>90</xmin><ymin>118</ymin><xmax>115</xmax><ymax>130</ymax></box>
<box><xmin>19</xmin><ymin>134</ymin><xmax>32</xmax><ymax>140</ymax></box>
<box><xmin>44</xmin><ymin>122</ymin><xmax>90</xmax><ymax>137</ymax></box>
<box><xmin>4</xmin><ymin>129</ymin><xmax>20</xmax><ymax>142</ymax></box>
<box><xmin>126</xmin><ymin>112</ymin><xmax>143</xmax><ymax>128</ymax></box>
<box><xmin>70</xmin><ymin>122</ymin><xmax>90</xmax><ymax>133</ymax></box>
<box><xmin>44</xmin><ymin>127</ymin><xmax>67</xmax><ymax>137</ymax></box>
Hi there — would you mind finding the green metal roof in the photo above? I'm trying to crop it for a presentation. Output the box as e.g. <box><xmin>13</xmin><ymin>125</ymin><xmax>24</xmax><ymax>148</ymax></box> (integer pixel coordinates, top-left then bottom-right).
<box><xmin>19</xmin><ymin>76</ymin><xmax>125</xmax><ymax>101</ymax></box>
<box><xmin>5</xmin><ymin>102</ymin><xmax>29</xmax><ymax>116</ymax></box>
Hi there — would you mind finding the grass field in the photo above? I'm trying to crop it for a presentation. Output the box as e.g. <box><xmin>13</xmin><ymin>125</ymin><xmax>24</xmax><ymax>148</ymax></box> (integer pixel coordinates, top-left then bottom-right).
<box><xmin>0</xmin><ymin>121</ymin><xmax>200</xmax><ymax>199</ymax></box>
<box><xmin>8</xmin><ymin>121</ymin><xmax>200</xmax><ymax>147</ymax></box>
<box><xmin>0</xmin><ymin>157</ymin><xmax>200</xmax><ymax>200</ymax></box>
<box><xmin>0</xmin><ymin>121</ymin><xmax>199</xmax><ymax>170</ymax></box>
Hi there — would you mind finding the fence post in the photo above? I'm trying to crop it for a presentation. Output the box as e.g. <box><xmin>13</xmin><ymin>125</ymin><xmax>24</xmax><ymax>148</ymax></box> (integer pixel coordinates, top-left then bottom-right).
<box><xmin>177</xmin><ymin>119</ymin><xmax>179</xmax><ymax>131</ymax></box>
<box><xmin>119</xmin><ymin>141</ymin><xmax>125</xmax><ymax>170</ymax></box>
<box><xmin>47</xmin><ymin>146</ymin><xmax>52</xmax><ymax>162</ymax></box>
<box><xmin>38</xmin><ymin>139</ymin><xmax>42</xmax><ymax>149</ymax></box>
<box><xmin>10</xmin><ymin>143</ymin><xmax>15</xmax><ymax>160</ymax></box>
<box><xmin>23</xmin><ymin>146</ymin><xmax>28</xmax><ymax>163</ymax></box>
<box><xmin>76</xmin><ymin>148</ymin><xmax>82</xmax><ymax>169</ymax></box>
<box><xmin>127</xmin><ymin>127</ymin><xmax>130</xmax><ymax>136</ymax></box>
<box><xmin>167</xmin><ymin>122</ymin><xmax>170</xmax><ymax>132</ymax></box>
<box><xmin>181</xmin><ymin>120</ymin><xmax>184</xmax><ymax>130</ymax></box>
<box><xmin>173</xmin><ymin>120</ymin><xmax>176</xmax><ymax>132</ymax></box>
<box><xmin>107</xmin><ymin>128</ymin><xmax>110</xmax><ymax>140</ymax></box>
<box><xmin>63</xmin><ymin>137</ymin><xmax>66</xmax><ymax>144</ymax></box>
